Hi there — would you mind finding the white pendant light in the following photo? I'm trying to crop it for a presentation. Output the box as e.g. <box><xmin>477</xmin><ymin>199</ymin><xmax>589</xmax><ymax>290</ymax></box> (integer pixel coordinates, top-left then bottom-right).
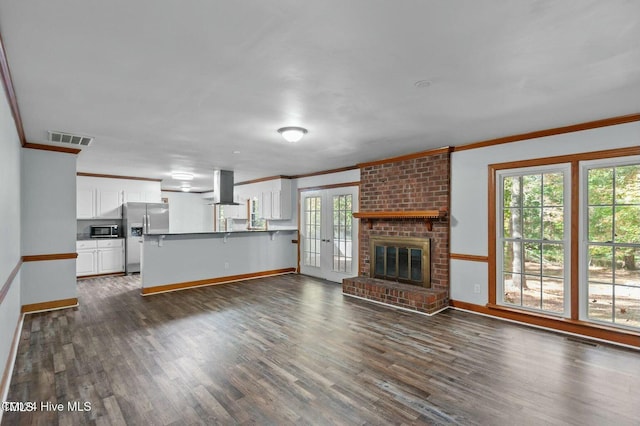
<box><xmin>277</xmin><ymin>126</ymin><xmax>308</xmax><ymax>143</ymax></box>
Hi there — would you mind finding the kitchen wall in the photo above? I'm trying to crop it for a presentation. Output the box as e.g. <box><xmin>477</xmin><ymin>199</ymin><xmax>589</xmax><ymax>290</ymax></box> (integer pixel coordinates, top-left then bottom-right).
<box><xmin>450</xmin><ymin>120</ymin><xmax>640</xmax><ymax>305</ymax></box>
<box><xmin>162</xmin><ymin>191</ymin><xmax>214</xmax><ymax>233</ymax></box>
<box><xmin>21</xmin><ymin>149</ymin><xmax>77</xmax><ymax>306</ymax></box>
<box><xmin>0</xmin><ymin>76</ymin><xmax>22</xmax><ymax>403</ymax></box>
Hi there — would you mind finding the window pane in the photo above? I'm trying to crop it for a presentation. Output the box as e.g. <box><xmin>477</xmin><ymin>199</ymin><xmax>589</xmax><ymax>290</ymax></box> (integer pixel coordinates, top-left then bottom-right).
<box><xmin>588</xmin><ymin>283</ymin><xmax>613</xmax><ymax>323</ymax></box>
<box><xmin>542</xmin><ymin>276</ymin><xmax>564</xmax><ymax>313</ymax></box>
<box><xmin>505</xmin><ymin>241</ymin><xmax>523</xmax><ymax>274</ymax></box>
<box><xmin>542</xmin><ymin>244</ymin><xmax>564</xmax><ymax>278</ymax></box>
<box><xmin>543</xmin><ymin>172</ymin><xmax>564</xmax><ymax>206</ymax></box>
<box><xmin>522</xmin><ymin>175</ymin><xmax>542</xmax><ymax>207</ymax></box>
<box><xmin>504</xmin><ymin>176</ymin><xmax>521</xmax><ymax>207</ymax></box>
<box><xmin>542</xmin><ymin>207</ymin><xmax>564</xmax><ymax>241</ymax></box>
<box><xmin>503</xmin><ymin>241</ymin><xmax>514</xmax><ymax>272</ymax></box>
<box><xmin>523</xmin><ymin>208</ymin><xmax>541</xmax><ymax>239</ymax></box>
<box><xmin>615</xmin><ymin>165</ymin><xmax>640</xmax><ymax>204</ymax></box>
<box><xmin>614</xmin><ymin>286</ymin><xmax>640</xmax><ymax>328</ymax></box>
<box><xmin>588</xmin><ymin>168</ymin><xmax>613</xmax><ymax>205</ymax></box>
<box><xmin>588</xmin><ymin>245</ymin><xmax>613</xmax><ymax>284</ymax></box>
<box><xmin>616</xmin><ymin>248</ymin><xmax>640</xmax><ymax>286</ymax></box>
<box><xmin>503</xmin><ymin>273</ymin><xmax>522</xmax><ymax>305</ymax></box>
<box><xmin>588</xmin><ymin>206</ymin><xmax>613</xmax><ymax>242</ymax></box>
<box><xmin>503</xmin><ymin>208</ymin><xmax>514</xmax><ymax>238</ymax></box>
<box><xmin>615</xmin><ymin>206</ymin><xmax>640</xmax><ymax>244</ymax></box>
<box><xmin>524</xmin><ymin>242</ymin><xmax>541</xmax><ymax>276</ymax></box>
<box><xmin>522</xmin><ymin>275</ymin><xmax>541</xmax><ymax>309</ymax></box>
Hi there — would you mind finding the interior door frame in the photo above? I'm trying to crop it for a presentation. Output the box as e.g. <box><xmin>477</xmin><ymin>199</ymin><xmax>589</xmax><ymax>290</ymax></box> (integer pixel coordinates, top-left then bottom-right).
<box><xmin>297</xmin><ymin>181</ymin><xmax>360</xmax><ymax>280</ymax></box>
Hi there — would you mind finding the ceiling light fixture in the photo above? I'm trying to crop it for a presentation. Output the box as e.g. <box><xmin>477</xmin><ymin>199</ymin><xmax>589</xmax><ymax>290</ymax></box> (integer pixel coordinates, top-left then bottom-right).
<box><xmin>277</xmin><ymin>126</ymin><xmax>308</xmax><ymax>143</ymax></box>
<box><xmin>171</xmin><ymin>172</ymin><xmax>194</xmax><ymax>181</ymax></box>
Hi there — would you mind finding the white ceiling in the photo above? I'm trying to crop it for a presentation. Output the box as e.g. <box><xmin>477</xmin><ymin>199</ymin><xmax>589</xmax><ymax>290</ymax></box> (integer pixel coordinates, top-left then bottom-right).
<box><xmin>1</xmin><ymin>1</ymin><xmax>639</xmax><ymax>190</ymax></box>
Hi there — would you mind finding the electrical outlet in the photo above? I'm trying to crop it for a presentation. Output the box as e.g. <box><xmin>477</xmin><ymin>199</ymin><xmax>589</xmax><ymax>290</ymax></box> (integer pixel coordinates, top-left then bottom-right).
<box><xmin>224</xmin><ymin>262</ymin><xmax>229</xmax><ymax>270</ymax></box>
<box><xmin>473</xmin><ymin>284</ymin><xmax>481</xmax><ymax>294</ymax></box>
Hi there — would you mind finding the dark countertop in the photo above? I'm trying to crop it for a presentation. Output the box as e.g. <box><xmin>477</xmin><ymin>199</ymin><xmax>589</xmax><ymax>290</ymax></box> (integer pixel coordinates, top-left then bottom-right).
<box><xmin>77</xmin><ymin>235</ymin><xmax>125</xmax><ymax>241</ymax></box>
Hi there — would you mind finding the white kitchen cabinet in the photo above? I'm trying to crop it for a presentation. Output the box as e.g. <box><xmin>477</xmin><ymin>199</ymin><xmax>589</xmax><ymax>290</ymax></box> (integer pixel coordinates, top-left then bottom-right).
<box><xmin>98</xmin><ymin>190</ymin><xmax>123</xmax><ymax>218</ymax></box>
<box><xmin>77</xmin><ymin>187</ymin><xmax>96</xmax><ymax>219</ymax></box>
<box><xmin>259</xmin><ymin>180</ymin><xmax>292</xmax><ymax>220</ymax></box>
<box><xmin>76</xmin><ymin>239</ymin><xmax>124</xmax><ymax>277</ymax></box>
<box><xmin>76</xmin><ymin>240</ymin><xmax>98</xmax><ymax>276</ymax></box>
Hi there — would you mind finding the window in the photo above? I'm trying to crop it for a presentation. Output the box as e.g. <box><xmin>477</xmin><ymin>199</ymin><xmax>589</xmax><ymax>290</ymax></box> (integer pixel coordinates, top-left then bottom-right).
<box><xmin>250</xmin><ymin>197</ymin><xmax>265</xmax><ymax>229</ymax></box>
<box><xmin>492</xmin><ymin>153</ymin><xmax>640</xmax><ymax>333</ymax></box>
<box><xmin>216</xmin><ymin>205</ymin><xmax>227</xmax><ymax>232</ymax></box>
<box><xmin>582</xmin><ymin>160</ymin><xmax>640</xmax><ymax>329</ymax></box>
<box><xmin>497</xmin><ymin>165</ymin><xmax>570</xmax><ymax>316</ymax></box>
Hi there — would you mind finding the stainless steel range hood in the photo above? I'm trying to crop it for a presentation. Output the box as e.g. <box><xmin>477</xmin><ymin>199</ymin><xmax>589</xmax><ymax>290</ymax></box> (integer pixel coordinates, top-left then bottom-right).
<box><xmin>209</xmin><ymin>170</ymin><xmax>239</xmax><ymax>205</ymax></box>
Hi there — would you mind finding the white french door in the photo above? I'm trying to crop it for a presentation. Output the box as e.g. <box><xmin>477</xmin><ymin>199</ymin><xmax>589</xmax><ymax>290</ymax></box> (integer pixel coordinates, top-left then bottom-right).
<box><xmin>299</xmin><ymin>186</ymin><xmax>359</xmax><ymax>282</ymax></box>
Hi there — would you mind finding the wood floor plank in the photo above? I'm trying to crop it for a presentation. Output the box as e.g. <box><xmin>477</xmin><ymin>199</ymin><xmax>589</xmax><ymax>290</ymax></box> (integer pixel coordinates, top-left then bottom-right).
<box><xmin>3</xmin><ymin>273</ymin><xmax>640</xmax><ymax>425</ymax></box>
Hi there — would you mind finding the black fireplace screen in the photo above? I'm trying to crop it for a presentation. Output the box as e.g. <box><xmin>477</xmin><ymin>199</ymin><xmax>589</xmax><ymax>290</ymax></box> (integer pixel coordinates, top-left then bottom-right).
<box><xmin>371</xmin><ymin>236</ymin><xmax>431</xmax><ymax>287</ymax></box>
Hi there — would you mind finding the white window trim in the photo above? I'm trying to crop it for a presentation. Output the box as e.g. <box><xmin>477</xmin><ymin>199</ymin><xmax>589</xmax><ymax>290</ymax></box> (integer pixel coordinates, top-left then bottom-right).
<box><xmin>495</xmin><ymin>163</ymin><xmax>572</xmax><ymax>318</ymax></box>
<box><xmin>578</xmin><ymin>155</ymin><xmax>640</xmax><ymax>326</ymax></box>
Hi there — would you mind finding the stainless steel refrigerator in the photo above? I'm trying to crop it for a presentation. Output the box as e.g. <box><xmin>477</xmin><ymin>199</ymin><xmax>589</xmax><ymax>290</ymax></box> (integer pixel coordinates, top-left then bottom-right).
<box><xmin>123</xmin><ymin>202</ymin><xmax>169</xmax><ymax>274</ymax></box>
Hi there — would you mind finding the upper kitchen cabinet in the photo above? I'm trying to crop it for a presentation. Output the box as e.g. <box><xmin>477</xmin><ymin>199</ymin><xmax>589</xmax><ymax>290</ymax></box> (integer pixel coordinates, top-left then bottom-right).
<box><xmin>77</xmin><ymin>176</ymin><xmax>124</xmax><ymax>219</ymax></box>
<box><xmin>77</xmin><ymin>175</ymin><xmax>161</xmax><ymax>219</ymax></box>
<box><xmin>259</xmin><ymin>179</ymin><xmax>292</xmax><ymax>220</ymax></box>
<box><xmin>123</xmin><ymin>180</ymin><xmax>162</xmax><ymax>203</ymax></box>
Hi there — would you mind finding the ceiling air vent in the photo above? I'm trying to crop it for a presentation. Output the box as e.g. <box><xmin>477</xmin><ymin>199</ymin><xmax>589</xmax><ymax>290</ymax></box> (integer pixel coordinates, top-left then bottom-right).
<box><xmin>48</xmin><ymin>131</ymin><xmax>94</xmax><ymax>146</ymax></box>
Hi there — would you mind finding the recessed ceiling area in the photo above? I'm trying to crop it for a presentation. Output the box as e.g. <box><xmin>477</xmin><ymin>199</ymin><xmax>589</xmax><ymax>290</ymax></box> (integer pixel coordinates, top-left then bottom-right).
<box><xmin>0</xmin><ymin>1</ymin><xmax>639</xmax><ymax>191</ymax></box>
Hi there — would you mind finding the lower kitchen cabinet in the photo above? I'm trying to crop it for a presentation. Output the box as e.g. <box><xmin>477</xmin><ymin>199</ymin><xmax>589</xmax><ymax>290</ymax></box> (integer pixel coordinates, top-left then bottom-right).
<box><xmin>76</xmin><ymin>239</ymin><xmax>124</xmax><ymax>277</ymax></box>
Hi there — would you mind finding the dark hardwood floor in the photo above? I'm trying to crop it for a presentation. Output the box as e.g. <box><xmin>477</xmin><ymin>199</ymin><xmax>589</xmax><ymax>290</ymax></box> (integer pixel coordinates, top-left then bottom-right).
<box><xmin>3</xmin><ymin>274</ymin><xmax>640</xmax><ymax>425</ymax></box>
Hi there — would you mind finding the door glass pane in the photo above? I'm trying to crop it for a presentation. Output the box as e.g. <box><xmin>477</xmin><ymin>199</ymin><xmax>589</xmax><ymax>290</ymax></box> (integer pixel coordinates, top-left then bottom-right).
<box><xmin>303</xmin><ymin>197</ymin><xmax>321</xmax><ymax>267</ymax></box>
<box><xmin>332</xmin><ymin>194</ymin><xmax>352</xmax><ymax>273</ymax></box>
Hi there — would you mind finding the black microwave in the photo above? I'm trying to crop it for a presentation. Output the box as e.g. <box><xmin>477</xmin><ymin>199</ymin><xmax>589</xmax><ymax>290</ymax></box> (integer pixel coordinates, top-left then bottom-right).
<box><xmin>90</xmin><ymin>225</ymin><xmax>119</xmax><ymax>238</ymax></box>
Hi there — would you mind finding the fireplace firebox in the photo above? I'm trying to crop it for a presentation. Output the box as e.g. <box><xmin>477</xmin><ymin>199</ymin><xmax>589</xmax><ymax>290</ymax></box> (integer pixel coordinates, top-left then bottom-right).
<box><xmin>370</xmin><ymin>236</ymin><xmax>431</xmax><ymax>287</ymax></box>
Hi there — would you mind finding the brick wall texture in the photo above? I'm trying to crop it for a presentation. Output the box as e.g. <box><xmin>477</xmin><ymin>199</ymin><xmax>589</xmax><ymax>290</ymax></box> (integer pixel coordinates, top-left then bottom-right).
<box><xmin>358</xmin><ymin>152</ymin><xmax>450</xmax><ymax>296</ymax></box>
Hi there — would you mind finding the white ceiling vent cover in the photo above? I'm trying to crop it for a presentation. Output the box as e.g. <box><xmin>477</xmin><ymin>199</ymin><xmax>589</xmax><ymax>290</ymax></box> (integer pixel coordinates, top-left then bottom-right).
<box><xmin>48</xmin><ymin>131</ymin><xmax>94</xmax><ymax>146</ymax></box>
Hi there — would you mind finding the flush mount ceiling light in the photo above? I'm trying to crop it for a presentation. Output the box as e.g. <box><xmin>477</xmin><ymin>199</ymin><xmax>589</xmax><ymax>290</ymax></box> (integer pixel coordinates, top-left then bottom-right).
<box><xmin>171</xmin><ymin>172</ymin><xmax>194</xmax><ymax>181</ymax></box>
<box><xmin>277</xmin><ymin>126</ymin><xmax>308</xmax><ymax>143</ymax></box>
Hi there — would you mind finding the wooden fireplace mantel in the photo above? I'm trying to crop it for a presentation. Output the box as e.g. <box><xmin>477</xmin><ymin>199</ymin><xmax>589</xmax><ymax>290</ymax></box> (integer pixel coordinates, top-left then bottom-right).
<box><xmin>352</xmin><ymin>210</ymin><xmax>447</xmax><ymax>231</ymax></box>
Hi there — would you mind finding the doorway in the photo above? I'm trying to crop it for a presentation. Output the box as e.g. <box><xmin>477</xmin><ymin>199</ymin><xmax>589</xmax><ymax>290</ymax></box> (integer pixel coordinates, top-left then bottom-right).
<box><xmin>299</xmin><ymin>186</ymin><xmax>359</xmax><ymax>282</ymax></box>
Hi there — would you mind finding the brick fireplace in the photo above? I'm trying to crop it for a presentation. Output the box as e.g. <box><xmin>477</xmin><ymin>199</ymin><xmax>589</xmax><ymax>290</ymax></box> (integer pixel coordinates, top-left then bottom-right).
<box><xmin>342</xmin><ymin>148</ymin><xmax>450</xmax><ymax>314</ymax></box>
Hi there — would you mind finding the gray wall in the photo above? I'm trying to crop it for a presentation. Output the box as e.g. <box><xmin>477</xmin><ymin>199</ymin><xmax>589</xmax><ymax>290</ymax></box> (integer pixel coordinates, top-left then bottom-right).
<box><xmin>21</xmin><ymin>149</ymin><xmax>77</xmax><ymax>306</ymax></box>
<box><xmin>450</xmin><ymin>121</ymin><xmax>640</xmax><ymax>305</ymax></box>
<box><xmin>0</xmin><ymin>77</ymin><xmax>22</xmax><ymax>400</ymax></box>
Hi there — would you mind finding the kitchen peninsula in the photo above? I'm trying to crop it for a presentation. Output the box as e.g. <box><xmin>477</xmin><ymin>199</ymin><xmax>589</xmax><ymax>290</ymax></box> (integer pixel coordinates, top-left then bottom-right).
<box><xmin>140</xmin><ymin>229</ymin><xmax>298</xmax><ymax>295</ymax></box>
